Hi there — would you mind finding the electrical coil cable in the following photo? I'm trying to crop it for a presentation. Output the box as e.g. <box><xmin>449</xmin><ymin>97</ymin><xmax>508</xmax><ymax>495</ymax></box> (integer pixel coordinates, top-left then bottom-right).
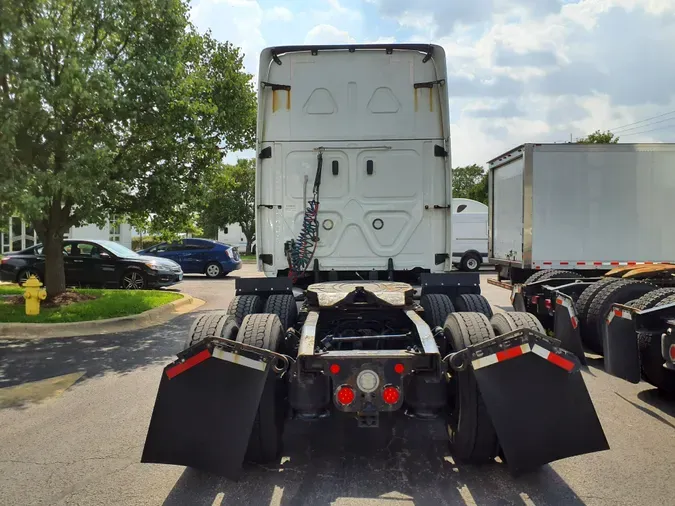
<box><xmin>288</xmin><ymin>151</ymin><xmax>323</xmax><ymax>282</ymax></box>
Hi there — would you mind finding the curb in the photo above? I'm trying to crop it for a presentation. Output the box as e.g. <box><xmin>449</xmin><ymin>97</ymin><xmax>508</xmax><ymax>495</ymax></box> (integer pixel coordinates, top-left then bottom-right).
<box><xmin>0</xmin><ymin>294</ymin><xmax>205</xmax><ymax>339</ymax></box>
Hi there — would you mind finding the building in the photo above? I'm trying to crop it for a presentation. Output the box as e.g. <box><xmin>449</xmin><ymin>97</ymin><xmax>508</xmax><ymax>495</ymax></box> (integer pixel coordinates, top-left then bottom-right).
<box><xmin>1</xmin><ymin>216</ymin><xmax>134</xmax><ymax>254</ymax></box>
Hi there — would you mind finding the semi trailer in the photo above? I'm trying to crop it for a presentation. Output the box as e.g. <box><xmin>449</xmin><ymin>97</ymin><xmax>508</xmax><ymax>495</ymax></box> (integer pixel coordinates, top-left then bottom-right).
<box><xmin>486</xmin><ymin>143</ymin><xmax>675</xmax><ymax>393</ymax></box>
<box><xmin>140</xmin><ymin>44</ymin><xmax>609</xmax><ymax>479</ymax></box>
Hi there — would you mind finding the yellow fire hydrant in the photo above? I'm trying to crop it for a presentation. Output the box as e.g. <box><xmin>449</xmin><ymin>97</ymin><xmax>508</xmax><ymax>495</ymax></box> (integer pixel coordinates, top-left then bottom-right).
<box><xmin>24</xmin><ymin>275</ymin><xmax>47</xmax><ymax>316</ymax></box>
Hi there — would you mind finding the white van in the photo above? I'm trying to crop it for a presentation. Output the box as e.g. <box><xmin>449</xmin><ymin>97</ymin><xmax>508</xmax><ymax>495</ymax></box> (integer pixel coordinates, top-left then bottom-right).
<box><xmin>452</xmin><ymin>198</ymin><xmax>488</xmax><ymax>271</ymax></box>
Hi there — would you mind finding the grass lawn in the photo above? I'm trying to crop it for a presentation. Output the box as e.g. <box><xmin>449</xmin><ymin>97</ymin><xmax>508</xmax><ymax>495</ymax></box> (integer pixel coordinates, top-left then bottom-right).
<box><xmin>0</xmin><ymin>289</ymin><xmax>183</xmax><ymax>324</ymax></box>
<box><xmin>240</xmin><ymin>254</ymin><xmax>256</xmax><ymax>263</ymax></box>
<box><xmin>0</xmin><ymin>284</ymin><xmax>23</xmax><ymax>295</ymax></box>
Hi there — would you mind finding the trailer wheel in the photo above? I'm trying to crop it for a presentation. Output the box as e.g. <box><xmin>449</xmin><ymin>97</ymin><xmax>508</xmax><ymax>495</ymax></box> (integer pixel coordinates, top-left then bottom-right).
<box><xmin>421</xmin><ymin>294</ymin><xmax>455</xmax><ymax>328</ymax></box>
<box><xmin>453</xmin><ymin>294</ymin><xmax>493</xmax><ymax>318</ymax></box>
<box><xmin>444</xmin><ymin>313</ymin><xmax>499</xmax><ymax>464</ymax></box>
<box><xmin>490</xmin><ymin>312</ymin><xmax>545</xmax><ymax>335</ymax></box>
<box><xmin>227</xmin><ymin>295</ymin><xmax>264</xmax><ymax>325</ymax></box>
<box><xmin>184</xmin><ymin>311</ymin><xmax>238</xmax><ymax>350</ymax></box>
<box><xmin>628</xmin><ymin>288</ymin><xmax>675</xmax><ymax>311</ymax></box>
<box><xmin>264</xmin><ymin>294</ymin><xmax>298</xmax><ymax>331</ymax></box>
<box><xmin>585</xmin><ymin>280</ymin><xmax>655</xmax><ymax>354</ymax></box>
<box><xmin>576</xmin><ymin>278</ymin><xmax>621</xmax><ymax>324</ymax></box>
<box><xmin>638</xmin><ymin>295</ymin><xmax>675</xmax><ymax>395</ymax></box>
<box><xmin>237</xmin><ymin>313</ymin><xmax>286</xmax><ymax>464</ymax></box>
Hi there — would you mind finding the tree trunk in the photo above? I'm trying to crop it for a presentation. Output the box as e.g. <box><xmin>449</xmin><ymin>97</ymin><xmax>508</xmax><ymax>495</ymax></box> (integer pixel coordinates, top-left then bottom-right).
<box><xmin>44</xmin><ymin>226</ymin><xmax>66</xmax><ymax>297</ymax></box>
<box><xmin>241</xmin><ymin>224</ymin><xmax>254</xmax><ymax>256</ymax></box>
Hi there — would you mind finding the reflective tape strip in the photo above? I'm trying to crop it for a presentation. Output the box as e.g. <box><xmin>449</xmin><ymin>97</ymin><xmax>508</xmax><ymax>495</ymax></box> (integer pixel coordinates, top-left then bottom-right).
<box><xmin>166</xmin><ymin>349</ymin><xmax>211</xmax><ymax>379</ymax></box>
<box><xmin>571</xmin><ymin>316</ymin><xmax>579</xmax><ymax>329</ymax></box>
<box><xmin>531</xmin><ymin>344</ymin><xmax>575</xmax><ymax>372</ymax></box>
<box><xmin>607</xmin><ymin>307</ymin><xmax>632</xmax><ymax>325</ymax></box>
<box><xmin>555</xmin><ymin>297</ymin><xmax>579</xmax><ymax>328</ymax></box>
<box><xmin>472</xmin><ymin>344</ymin><xmax>531</xmax><ymax>370</ymax></box>
<box><xmin>212</xmin><ymin>347</ymin><xmax>267</xmax><ymax>371</ymax></box>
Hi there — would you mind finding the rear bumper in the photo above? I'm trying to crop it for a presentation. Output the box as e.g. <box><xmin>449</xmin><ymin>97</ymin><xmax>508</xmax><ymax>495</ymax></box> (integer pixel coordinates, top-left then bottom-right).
<box><xmin>221</xmin><ymin>259</ymin><xmax>242</xmax><ymax>273</ymax></box>
<box><xmin>0</xmin><ymin>269</ymin><xmax>17</xmax><ymax>282</ymax></box>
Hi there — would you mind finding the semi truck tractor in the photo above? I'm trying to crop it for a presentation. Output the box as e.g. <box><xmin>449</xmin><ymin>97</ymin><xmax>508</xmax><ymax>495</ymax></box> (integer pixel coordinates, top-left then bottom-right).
<box><xmin>487</xmin><ymin>143</ymin><xmax>675</xmax><ymax>394</ymax></box>
<box><xmin>140</xmin><ymin>44</ymin><xmax>608</xmax><ymax>479</ymax></box>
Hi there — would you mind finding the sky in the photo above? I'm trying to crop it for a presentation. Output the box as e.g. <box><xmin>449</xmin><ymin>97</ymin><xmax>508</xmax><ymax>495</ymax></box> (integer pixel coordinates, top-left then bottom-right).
<box><xmin>190</xmin><ymin>0</ymin><xmax>675</xmax><ymax>167</ymax></box>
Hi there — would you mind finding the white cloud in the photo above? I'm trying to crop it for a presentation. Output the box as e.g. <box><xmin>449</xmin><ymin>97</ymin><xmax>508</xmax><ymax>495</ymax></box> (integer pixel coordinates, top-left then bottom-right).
<box><xmin>266</xmin><ymin>6</ymin><xmax>294</xmax><ymax>22</ymax></box>
<box><xmin>305</xmin><ymin>24</ymin><xmax>356</xmax><ymax>44</ymax></box>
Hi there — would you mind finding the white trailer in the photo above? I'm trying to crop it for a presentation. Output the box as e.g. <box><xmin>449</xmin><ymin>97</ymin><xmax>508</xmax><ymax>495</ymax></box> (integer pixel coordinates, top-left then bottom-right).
<box><xmin>488</xmin><ymin>143</ymin><xmax>675</xmax><ymax>284</ymax></box>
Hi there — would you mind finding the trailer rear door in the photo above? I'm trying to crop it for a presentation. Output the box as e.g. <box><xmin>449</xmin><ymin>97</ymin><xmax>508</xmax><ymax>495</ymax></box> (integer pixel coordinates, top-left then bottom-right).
<box><xmin>490</xmin><ymin>151</ymin><xmax>524</xmax><ymax>263</ymax></box>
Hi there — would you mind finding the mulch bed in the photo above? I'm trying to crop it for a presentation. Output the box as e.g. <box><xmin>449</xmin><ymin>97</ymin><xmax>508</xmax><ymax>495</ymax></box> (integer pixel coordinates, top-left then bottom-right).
<box><xmin>5</xmin><ymin>291</ymin><xmax>97</xmax><ymax>308</ymax></box>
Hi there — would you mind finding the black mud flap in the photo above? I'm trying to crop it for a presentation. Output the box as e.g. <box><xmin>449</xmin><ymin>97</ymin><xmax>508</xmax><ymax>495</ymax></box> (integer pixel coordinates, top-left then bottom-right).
<box><xmin>141</xmin><ymin>338</ymin><xmax>287</xmax><ymax>478</ymax></box>
<box><xmin>553</xmin><ymin>293</ymin><xmax>587</xmax><ymax>365</ymax></box>
<box><xmin>603</xmin><ymin>305</ymin><xmax>641</xmax><ymax>384</ymax></box>
<box><xmin>511</xmin><ymin>284</ymin><xmax>527</xmax><ymax>312</ymax></box>
<box><xmin>462</xmin><ymin>330</ymin><xmax>609</xmax><ymax>474</ymax></box>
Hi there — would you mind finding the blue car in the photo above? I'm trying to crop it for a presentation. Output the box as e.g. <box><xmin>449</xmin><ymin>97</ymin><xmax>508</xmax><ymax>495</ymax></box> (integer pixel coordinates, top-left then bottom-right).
<box><xmin>138</xmin><ymin>238</ymin><xmax>242</xmax><ymax>278</ymax></box>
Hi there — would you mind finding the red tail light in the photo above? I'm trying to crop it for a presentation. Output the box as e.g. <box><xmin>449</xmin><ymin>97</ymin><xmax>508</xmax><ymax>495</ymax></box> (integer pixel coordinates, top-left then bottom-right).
<box><xmin>329</xmin><ymin>363</ymin><xmax>340</xmax><ymax>374</ymax></box>
<box><xmin>382</xmin><ymin>386</ymin><xmax>400</xmax><ymax>405</ymax></box>
<box><xmin>394</xmin><ymin>363</ymin><xmax>405</xmax><ymax>374</ymax></box>
<box><xmin>336</xmin><ymin>385</ymin><xmax>355</xmax><ymax>405</ymax></box>
<box><xmin>545</xmin><ymin>299</ymin><xmax>553</xmax><ymax>310</ymax></box>
<box><xmin>669</xmin><ymin>344</ymin><xmax>675</xmax><ymax>362</ymax></box>
<box><xmin>531</xmin><ymin>295</ymin><xmax>539</xmax><ymax>304</ymax></box>
<box><xmin>0</xmin><ymin>256</ymin><xmax>11</xmax><ymax>264</ymax></box>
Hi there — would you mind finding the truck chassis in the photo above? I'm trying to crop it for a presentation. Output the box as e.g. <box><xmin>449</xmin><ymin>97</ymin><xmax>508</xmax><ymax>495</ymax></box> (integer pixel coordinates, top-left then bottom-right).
<box><xmin>141</xmin><ymin>274</ymin><xmax>608</xmax><ymax>478</ymax></box>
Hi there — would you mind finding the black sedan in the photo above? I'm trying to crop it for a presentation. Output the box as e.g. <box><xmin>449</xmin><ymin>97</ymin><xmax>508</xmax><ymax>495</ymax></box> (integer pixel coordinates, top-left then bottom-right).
<box><xmin>0</xmin><ymin>239</ymin><xmax>183</xmax><ymax>290</ymax></box>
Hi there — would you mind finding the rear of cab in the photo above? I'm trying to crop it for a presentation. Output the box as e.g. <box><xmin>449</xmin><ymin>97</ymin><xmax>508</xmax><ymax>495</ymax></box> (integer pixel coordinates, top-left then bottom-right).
<box><xmin>255</xmin><ymin>45</ymin><xmax>451</xmax><ymax>277</ymax></box>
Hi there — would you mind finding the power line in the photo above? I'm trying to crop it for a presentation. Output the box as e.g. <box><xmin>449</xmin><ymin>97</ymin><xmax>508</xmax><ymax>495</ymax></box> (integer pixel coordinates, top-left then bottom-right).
<box><xmin>609</xmin><ymin>109</ymin><xmax>675</xmax><ymax>133</ymax></box>
<box><xmin>612</xmin><ymin>116</ymin><xmax>675</xmax><ymax>134</ymax></box>
<box><xmin>619</xmin><ymin>122</ymin><xmax>675</xmax><ymax>137</ymax></box>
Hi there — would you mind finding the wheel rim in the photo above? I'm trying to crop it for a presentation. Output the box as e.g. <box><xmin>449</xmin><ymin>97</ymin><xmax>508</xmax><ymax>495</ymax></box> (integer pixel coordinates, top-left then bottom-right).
<box><xmin>467</xmin><ymin>258</ymin><xmax>479</xmax><ymax>270</ymax></box>
<box><xmin>122</xmin><ymin>272</ymin><xmax>144</xmax><ymax>289</ymax></box>
<box><xmin>207</xmin><ymin>264</ymin><xmax>220</xmax><ymax>277</ymax></box>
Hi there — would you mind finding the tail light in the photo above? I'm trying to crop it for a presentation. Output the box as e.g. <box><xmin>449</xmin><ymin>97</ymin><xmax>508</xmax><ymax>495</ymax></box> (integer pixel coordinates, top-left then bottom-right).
<box><xmin>531</xmin><ymin>295</ymin><xmax>539</xmax><ymax>304</ymax></box>
<box><xmin>382</xmin><ymin>386</ymin><xmax>400</xmax><ymax>405</ymax></box>
<box><xmin>336</xmin><ymin>385</ymin><xmax>355</xmax><ymax>406</ymax></box>
<box><xmin>0</xmin><ymin>256</ymin><xmax>11</xmax><ymax>264</ymax></box>
<box><xmin>224</xmin><ymin>248</ymin><xmax>233</xmax><ymax>259</ymax></box>
<box><xmin>545</xmin><ymin>299</ymin><xmax>553</xmax><ymax>310</ymax></box>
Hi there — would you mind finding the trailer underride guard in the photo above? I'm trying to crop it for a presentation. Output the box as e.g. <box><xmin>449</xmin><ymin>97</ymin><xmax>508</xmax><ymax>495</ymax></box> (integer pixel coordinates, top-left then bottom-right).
<box><xmin>141</xmin><ymin>44</ymin><xmax>609</xmax><ymax>478</ymax></box>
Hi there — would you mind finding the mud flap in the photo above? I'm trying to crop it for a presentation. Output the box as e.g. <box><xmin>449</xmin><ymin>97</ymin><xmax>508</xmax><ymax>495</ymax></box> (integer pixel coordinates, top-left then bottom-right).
<box><xmin>511</xmin><ymin>284</ymin><xmax>527</xmax><ymax>312</ymax></box>
<box><xmin>554</xmin><ymin>293</ymin><xmax>587</xmax><ymax>365</ymax></box>
<box><xmin>464</xmin><ymin>330</ymin><xmax>608</xmax><ymax>474</ymax></box>
<box><xmin>603</xmin><ymin>306</ymin><xmax>641</xmax><ymax>384</ymax></box>
<box><xmin>141</xmin><ymin>339</ymin><xmax>285</xmax><ymax>478</ymax></box>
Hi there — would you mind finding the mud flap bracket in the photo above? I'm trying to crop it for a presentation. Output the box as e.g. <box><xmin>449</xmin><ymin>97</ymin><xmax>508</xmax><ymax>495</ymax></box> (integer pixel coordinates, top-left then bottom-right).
<box><xmin>553</xmin><ymin>292</ymin><xmax>587</xmax><ymax>365</ymax></box>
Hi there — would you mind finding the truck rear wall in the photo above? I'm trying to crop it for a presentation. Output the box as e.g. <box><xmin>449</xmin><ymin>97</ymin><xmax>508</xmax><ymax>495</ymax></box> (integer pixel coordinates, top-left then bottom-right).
<box><xmin>489</xmin><ymin>143</ymin><xmax>675</xmax><ymax>268</ymax></box>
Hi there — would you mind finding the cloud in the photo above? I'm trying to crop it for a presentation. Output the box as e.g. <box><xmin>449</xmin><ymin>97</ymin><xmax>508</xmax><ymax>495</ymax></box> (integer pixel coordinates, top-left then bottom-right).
<box><xmin>266</xmin><ymin>6</ymin><xmax>293</xmax><ymax>22</ymax></box>
<box><xmin>305</xmin><ymin>24</ymin><xmax>356</xmax><ymax>44</ymax></box>
<box><xmin>467</xmin><ymin>100</ymin><xmax>526</xmax><ymax>118</ymax></box>
<box><xmin>494</xmin><ymin>47</ymin><xmax>558</xmax><ymax>67</ymax></box>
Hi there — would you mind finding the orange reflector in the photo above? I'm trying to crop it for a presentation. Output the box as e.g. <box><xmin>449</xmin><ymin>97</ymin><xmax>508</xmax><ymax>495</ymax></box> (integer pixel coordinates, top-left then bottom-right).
<box><xmin>382</xmin><ymin>386</ymin><xmax>400</xmax><ymax>405</ymax></box>
<box><xmin>336</xmin><ymin>385</ymin><xmax>355</xmax><ymax>405</ymax></box>
<box><xmin>556</xmin><ymin>298</ymin><xmax>563</xmax><ymax>305</ymax></box>
<box><xmin>614</xmin><ymin>308</ymin><xmax>622</xmax><ymax>317</ymax></box>
<box><xmin>394</xmin><ymin>363</ymin><xmax>405</xmax><ymax>374</ymax></box>
<box><xmin>330</xmin><ymin>363</ymin><xmax>340</xmax><ymax>374</ymax></box>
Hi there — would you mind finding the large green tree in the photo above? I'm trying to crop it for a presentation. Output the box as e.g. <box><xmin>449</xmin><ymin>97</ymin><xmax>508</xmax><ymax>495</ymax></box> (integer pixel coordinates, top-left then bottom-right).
<box><xmin>577</xmin><ymin>130</ymin><xmax>620</xmax><ymax>144</ymax></box>
<box><xmin>453</xmin><ymin>164</ymin><xmax>488</xmax><ymax>204</ymax></box>
<box><xmin>200</xmin><ymin>158</ymin><xmax>255</xmax><ymax>254</ymax></box>
<box><xmin>0</xmin><ymin>0</ymin><xmax>256</xmax><ymax>294</ymax></box>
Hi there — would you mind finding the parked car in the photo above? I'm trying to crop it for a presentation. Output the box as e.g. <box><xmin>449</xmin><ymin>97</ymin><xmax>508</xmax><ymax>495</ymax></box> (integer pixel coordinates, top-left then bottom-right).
<box><xmin>137</xmin><ymin>238</ymin><xmax>242</xmax><ymax>278</ymax></box>
<box><xmin>0</xmin><ymin>239</ymin><xmax>183</xmax><ymax>289</ymax></box>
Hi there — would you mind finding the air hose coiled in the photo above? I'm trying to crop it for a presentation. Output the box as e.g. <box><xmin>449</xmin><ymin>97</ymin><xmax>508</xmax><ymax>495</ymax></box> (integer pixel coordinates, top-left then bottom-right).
<box><xmin>289</xmin><ymin>151</ymin><xmax>323</xmax><ymax>282</ymax></box>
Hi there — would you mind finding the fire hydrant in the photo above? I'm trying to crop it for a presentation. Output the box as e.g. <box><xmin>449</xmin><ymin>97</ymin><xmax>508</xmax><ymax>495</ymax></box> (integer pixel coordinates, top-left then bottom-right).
<box><xmin>24</xmin><ymin>275</ymin><xmax>47</xmax><ymax>316</ymax></box>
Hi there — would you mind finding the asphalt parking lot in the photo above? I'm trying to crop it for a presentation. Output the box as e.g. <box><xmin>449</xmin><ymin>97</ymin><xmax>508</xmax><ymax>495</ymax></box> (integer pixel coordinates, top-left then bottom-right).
<box><xmin>0</xmin><ymin>266</ymin><xmax>674</xmax><ymax>506</ymax></box>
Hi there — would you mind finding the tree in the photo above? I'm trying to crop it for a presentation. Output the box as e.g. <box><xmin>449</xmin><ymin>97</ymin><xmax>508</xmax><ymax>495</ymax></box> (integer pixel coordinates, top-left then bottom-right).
<box><xmin>0</xmin><ymin>0</ymin><xmax>256</xmax><ymax>295</ymax></box>
<box><xmin>453</xmin><ymin>164</ymin><xmax>488</xmax><ymax>204</ymax></box>
<box><xmin>577</xmin><ymin>130</ymin><xmax>620</xmax><ymax>144</ymax></box>
<box><xmin>200</xmin><ymin>159</ymin><xmax>255</xmax><ymax>254</ymax></box>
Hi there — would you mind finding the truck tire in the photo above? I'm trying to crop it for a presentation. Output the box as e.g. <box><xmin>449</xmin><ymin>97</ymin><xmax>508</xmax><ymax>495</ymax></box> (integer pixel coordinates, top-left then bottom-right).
<box><xmin>183</xmin><ymin>311</ymin><xmax>238</xmax><ymax>350</ymax></box>
<box><xmin>264</xmin><ymin>294</ymin><xmax>298</xmax><ymax>331</ymax></box>
<box><xmin>576</xmin><ymin>278</ymin><xmax>621</xmax><ymax>324</ymax></box>
<box><xmin>453</xmin><ymin>294</ymin><xmax>493</xmax><ymax>318</ymax></box>
<box><xmin>460</xmin><ymin>252</ymin><xmax>481</xmax><ymax>272</ymax></box>
<box><xmin>421</xmin><ymin>294</ymin><xmax>455</xmax><ymax>329</ymax></box>
<box><xmin>638</xmin><ymin>294</ymin><xmax>675</xmax><ymax>394</ymax></box>
<box><xmin>628</xmin><ymin>288</ymin><xmax>675</xmax><ymax>311</ymax></box>
<box><xmin>444</xmin><ymin>313</ymin><xmax>499</xmax><ymax>464</ymax></box>
<box><xmin>237</xmin><ymin>313</ymin><xmax>286</xmax><ymax>464</ymax></box>
<box><xmin>490</xmin><ymin>312</ymin><xmax>545</xmax><ymax>336</ymax></box>
<box><xmin>227</xmin><ymin>295</ymin><xmax>264</xmax><ymax>325</ymax></box>
<box><xmin>524</xmin><ymin>269</ymin><xmax>583</xmax><ymax>285</ymax></box>
<box><xmin>585</xmin><ymin>280</ymin><xmax>655</xmax><ymax>354</ymax></box>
